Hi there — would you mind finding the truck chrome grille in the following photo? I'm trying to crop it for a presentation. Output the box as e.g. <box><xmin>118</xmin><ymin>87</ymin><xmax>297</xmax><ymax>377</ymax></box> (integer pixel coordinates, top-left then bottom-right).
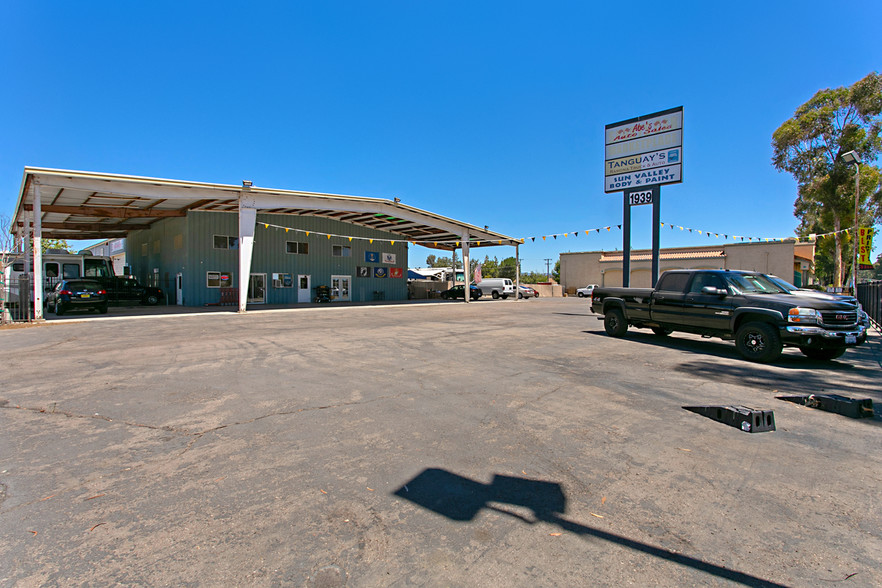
<box><xmin>820</xmin><ymin>310</ymin><xmax>857</xmax><ymax>326</ymax></box>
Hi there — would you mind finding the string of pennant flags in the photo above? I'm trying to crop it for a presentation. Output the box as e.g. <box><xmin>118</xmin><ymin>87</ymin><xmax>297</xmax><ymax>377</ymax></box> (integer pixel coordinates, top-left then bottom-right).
<box><xmin>257</xmin><ymin>219</ymin><xmax>868</xmax><ymax>248</ymax></box>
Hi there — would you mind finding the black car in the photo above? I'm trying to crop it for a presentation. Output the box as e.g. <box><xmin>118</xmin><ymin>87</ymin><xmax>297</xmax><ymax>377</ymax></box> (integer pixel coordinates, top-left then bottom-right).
<box><xmin>46</xmin><ymin>279</ymin><xmax>108</xmax><ymax>315</ymax></box>
<box><xmin>440</xmin><ymin>284</ymin><xmax>482</xmax><ymax>300</ymax></box>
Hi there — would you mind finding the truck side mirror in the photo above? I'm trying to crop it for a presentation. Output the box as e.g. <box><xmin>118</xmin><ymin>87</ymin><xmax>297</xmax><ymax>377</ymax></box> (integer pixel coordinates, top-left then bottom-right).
<box><xmin>701</xmin><ymin>286</ymin><xmax>726</xmax><ymax>296</ymax></box>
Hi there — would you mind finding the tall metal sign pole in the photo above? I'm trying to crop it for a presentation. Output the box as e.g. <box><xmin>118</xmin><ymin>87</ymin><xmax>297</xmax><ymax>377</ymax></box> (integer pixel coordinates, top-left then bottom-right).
<box><xmin>605</xmin><ymin>107</ymin><xmax>683</xmax><ymax>287</ymax></box>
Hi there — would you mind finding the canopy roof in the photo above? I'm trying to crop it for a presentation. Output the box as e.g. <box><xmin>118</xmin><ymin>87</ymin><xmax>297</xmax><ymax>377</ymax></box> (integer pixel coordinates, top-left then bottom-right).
<box><xmin>11</xmin><ymin>167</ymin><xmax>520</xmax><ymax>251</ymax></box>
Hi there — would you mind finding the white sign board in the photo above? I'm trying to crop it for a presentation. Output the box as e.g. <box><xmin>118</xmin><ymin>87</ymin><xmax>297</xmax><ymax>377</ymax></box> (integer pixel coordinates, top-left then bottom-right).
<box><xmin>605</xmin><ymin>107</ymin><xmax>683</xmax><ymax>193</ymax></box>
<box><xmin>605</xmin><ymin>165</ymin><xmax>681</xmax><ymax>192</ymax></box>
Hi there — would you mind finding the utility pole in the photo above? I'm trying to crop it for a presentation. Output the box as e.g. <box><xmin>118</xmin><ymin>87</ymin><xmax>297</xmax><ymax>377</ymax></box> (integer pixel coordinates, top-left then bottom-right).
<box><xmin>544</xmin><ymin>258</ymin><xmax>553</xmax><ymax>279</ymax></box>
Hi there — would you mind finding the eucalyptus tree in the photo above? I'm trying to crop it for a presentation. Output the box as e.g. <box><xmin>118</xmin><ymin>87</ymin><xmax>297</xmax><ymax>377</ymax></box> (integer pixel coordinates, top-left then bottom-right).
<box><xmin>772</xmin><ymin>72</ymin><xmax>882</xmax><ymax>286</ymax></box>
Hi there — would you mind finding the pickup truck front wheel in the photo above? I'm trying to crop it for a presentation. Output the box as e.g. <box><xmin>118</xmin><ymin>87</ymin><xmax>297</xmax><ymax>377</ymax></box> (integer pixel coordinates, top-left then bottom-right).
<box><xmin>604</xmin><ymin>309</ymin><xmax>628</xmax><ymax>337</ymax></box>
<box><xmin>735</xmin><ymin>322</ymin><xmax>782</xmax><ymax>363</ymax></box>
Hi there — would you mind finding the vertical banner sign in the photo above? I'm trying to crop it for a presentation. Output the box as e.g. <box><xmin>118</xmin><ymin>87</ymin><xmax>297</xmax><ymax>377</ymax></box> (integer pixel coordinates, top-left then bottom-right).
<box><xmin>858</xmin><ymin>227</ymin><xmax>875</xmax><ymax>270</ymax></box>
<box><xmin>605</xmin><ymin>107</ymin><xmax>683</xmax><ymax>193</ymax></box>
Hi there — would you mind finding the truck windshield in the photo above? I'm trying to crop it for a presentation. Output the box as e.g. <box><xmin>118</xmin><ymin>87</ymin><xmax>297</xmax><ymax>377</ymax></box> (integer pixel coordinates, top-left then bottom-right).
<box><xmin>725</xmin><ymin>274</ymin><xmax>789</xmax><ymax>295</ymax></box>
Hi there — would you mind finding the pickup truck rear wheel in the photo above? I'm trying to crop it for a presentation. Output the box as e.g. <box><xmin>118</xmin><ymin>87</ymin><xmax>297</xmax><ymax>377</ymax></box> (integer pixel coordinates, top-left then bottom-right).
<box><xmin>735</xmin><ymin>321</ymin><xmax>782</xmax><ymax>363</ymax></box>
<box><xmin>604</xmin><ymin>308</ymin><xmax>628</xmax><ymax>337</ymax></box>
<box><xmin>799</xmin><ymin>347</ymin><xmax>846</xmax><ymax>360</ymax></box>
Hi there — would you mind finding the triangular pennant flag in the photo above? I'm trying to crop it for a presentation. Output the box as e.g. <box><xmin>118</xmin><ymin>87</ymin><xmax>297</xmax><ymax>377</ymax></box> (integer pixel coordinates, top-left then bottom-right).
<box><xmin>563</xmin><ymin>233</ymin><xmax>568</xmax><ymax>238</ymax></box>
<box><xmin>617</xmin><ymin>225</ymin><xmax>621</xmax><ymax>229</ymax></box>
<box><xmin>306</xmin><ymin>231</ymin><xmax>310</xmax><ymax>236</ymax></box>
<box><xmin>391</xmin><ymin>241</ymin><xmax>395</xmax><ymax>245</ymax></box>
<box><xmin>542</xmin><ymin>236</ymin><xmax>546</xmax><ymax>241</ymax></box>
<box><xmin>531</xmin><ymin>237</ymin><xmax>535</xmax><ymax>242</ymax></box>
<box><xmin>327</xmin><ymin>234</ymin><xmax>331</xmax><ymax>239</ymax></box>
<box><xmin>349</xmin><ymin>237</ymin><xmax>353</xmax><ymax>242</ymax></box>
<box><xmin>553</xmin><ymin>235</ymin><xmax>557</xmax><ymax>240</ymax></box>
<box><xmin>574</xmin><ymin>232</ymin><xmax>579</xmax><ymax>237</ymax></box>
<box><xmin>285</xmin><ymin>228</ymin><xmax>289</xmax><ymax>232</ymax></box>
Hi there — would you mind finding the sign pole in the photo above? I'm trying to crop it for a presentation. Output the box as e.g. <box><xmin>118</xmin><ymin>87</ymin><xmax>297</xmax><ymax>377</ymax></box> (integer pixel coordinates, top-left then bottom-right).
<box><xmin>622</xmin><ymin>192</ymin><xmax>631</xmax><ymax>287</ymax></box>
<box><xmin>651</xmin><ymin>185</ymin><xmax>661</xmax><ymax>287</ymax></box>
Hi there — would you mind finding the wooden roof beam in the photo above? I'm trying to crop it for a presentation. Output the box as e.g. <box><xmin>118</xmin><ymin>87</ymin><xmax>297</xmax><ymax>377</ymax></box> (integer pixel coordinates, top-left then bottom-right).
<box><xmin>41</xmin><ymin>205</ymin><xmax>187</xmax><ymax>218</ymax></box>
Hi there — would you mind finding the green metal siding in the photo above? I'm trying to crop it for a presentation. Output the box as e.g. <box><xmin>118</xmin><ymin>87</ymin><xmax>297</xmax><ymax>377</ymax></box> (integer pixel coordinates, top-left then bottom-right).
<box><xmin>126</xmin><ymin>217</ymin><xmax>187</xmax><ymax>305</ymax></box>
<box><xmin>130</xmin><ymin>211</ymin><xmax>408</xmax><ymax>306</ymax></box>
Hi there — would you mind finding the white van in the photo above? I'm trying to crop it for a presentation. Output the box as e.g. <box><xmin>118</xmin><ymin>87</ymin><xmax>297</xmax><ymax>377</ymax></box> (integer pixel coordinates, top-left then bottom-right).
<box><xmin>477</xmin><ymin>278</ymin><xmax>515</xmax><ymax>299</ymax></box>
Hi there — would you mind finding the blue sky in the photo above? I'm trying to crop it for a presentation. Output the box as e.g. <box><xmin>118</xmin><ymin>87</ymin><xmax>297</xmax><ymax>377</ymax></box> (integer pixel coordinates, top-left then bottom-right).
<box><xmin>2</xmin><ymin>1</ymin><xmax>879</xmax><ymax>273</ymax></box>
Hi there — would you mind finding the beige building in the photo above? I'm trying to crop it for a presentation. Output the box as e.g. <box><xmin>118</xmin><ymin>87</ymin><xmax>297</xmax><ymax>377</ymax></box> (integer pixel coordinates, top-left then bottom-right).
<box><xmin>560</xmin><ymin>240</ymin><xmax>815</xmax><ymax>294</ymax></box>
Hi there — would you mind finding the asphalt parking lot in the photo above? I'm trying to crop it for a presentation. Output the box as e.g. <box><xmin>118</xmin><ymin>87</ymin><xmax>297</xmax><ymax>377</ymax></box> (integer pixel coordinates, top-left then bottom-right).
<box><xmin>1</xmin><ymin>297</ymin><xmax>881</xmax><ymax>587</ymax></box>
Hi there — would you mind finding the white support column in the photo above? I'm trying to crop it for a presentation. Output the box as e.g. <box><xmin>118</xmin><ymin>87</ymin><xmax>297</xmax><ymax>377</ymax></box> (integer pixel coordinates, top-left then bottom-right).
<box><xmin>515</xmin><ymin>243</ymin><xmax>520</xmax><ymax>301</ymax></box>
<box><xmin>461</xmin><ymin>234</ymin><xmax>470</xmax><ymax>303</ymax></box>
<box><xmin>33</xmin><ymin>185</ymin><xmax>44</xmax><ymax>320</ymax></box>
<box><xmin>237</xmin><ymin>197</ymin><xmax>257</xmax><ymax>313</ymax></box>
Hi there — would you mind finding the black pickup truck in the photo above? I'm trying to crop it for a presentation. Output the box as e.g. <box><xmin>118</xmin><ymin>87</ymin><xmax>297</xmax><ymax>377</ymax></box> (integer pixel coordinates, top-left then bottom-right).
<box><xmin>590</xmin><ymin>269</ymin><xmax>868</xmax><ymax>363</ymax></box>
<box><xmin>91</xmin><ymin>276</ymin><xmax>165</xmax><ymax>306</ymax></box>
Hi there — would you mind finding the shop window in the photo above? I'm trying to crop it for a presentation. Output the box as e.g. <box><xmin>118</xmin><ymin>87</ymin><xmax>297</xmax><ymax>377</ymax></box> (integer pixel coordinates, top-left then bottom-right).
<box><xmin>207</xmin><ymin>271</ymin><xmax>234</xmax><ymax>288</ymax></box>
<box><xmin>273</xmin><ymin>273</ymin><xmax>293</xmax><ymax>288</ymax></box>
<box><xmin>213</xmin><ymin>235</ymin><xmax>239</xmax><ymax>250</ymax></box>
<box><xmin>286</xmin><ymin>241</ymin><xmax>309</xmax><ymax>255</ymax></box>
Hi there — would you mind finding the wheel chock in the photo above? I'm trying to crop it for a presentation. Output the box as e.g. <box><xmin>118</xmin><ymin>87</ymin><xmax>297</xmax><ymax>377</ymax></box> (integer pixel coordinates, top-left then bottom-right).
<box><xmin>776</xmin><ymin>394</ymin><xmax>875</xmax><ymax>419</ymax></box>
<box><xmin>683</xmin><ymin>405</ymin><xmax>776</xmax><ymax>433</ymax></box>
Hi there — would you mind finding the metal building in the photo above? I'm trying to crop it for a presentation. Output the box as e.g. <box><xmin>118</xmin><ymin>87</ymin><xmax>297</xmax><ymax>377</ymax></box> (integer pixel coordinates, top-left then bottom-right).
<box><xmin>9</xmin><ymin>167</ymin><xmax>520</xmax><ymax>317</ymax></box>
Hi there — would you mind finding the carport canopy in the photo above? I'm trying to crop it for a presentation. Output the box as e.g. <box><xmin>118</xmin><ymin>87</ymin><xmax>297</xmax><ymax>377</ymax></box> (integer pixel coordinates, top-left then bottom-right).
<box><xmin>10</xmin><ymin>167</ymin><xmax>522</xmax><ymax>316</ymax></box>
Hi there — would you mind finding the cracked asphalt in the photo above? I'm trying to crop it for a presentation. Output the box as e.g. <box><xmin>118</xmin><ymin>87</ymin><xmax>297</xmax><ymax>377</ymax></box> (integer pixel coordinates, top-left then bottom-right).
<box><xmin>1</xmin><ymin>298</ymin><xmax>881</xmax><ymax>587</ymax></box>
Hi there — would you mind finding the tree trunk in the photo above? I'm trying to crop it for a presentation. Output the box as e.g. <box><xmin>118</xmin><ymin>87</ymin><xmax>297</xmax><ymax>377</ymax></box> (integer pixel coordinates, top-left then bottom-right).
<box><xmin>832</xmin><ymin>213</ymin><xmax>843</xmax><ymax>287</ymax></box>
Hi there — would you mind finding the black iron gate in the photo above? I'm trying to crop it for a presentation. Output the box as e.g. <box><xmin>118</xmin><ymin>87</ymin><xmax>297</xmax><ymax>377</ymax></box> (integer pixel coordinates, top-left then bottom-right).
<box><xmin>1</xmin><ymin>276</ymin><xmax>35</xmax><ymax>323</ymax></box>
<box><xmin>857</xmin><ymin>280</ymin><xmax>882</xmax><ymax>328</ymax></box>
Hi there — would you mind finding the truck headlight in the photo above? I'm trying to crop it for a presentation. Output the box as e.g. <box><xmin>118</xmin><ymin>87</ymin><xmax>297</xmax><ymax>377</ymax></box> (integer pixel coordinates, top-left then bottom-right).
<box><xmin>788</xmin><ymin>307</ymin><xmax>820</xmax><ymax>324</ymax></box>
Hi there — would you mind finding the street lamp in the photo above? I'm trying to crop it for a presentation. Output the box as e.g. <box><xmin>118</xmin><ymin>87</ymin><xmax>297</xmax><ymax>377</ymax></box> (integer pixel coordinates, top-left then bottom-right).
<box><xmin>841</xmin><ymin>150</ymin><xmax>861</xmax><ymax>293</ymax></box>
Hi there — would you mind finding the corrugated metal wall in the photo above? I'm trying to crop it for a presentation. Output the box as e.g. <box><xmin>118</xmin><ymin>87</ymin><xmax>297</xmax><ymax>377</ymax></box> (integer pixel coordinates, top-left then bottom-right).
<box><xmin>126</xmin><ymin>217</ymin><xmax>187</xmax><ymax>305</ymax></box>
<box><xmin>129</xmin><ymin>211</ymin><xmax>408</xmax><ymax>306</ymax></box>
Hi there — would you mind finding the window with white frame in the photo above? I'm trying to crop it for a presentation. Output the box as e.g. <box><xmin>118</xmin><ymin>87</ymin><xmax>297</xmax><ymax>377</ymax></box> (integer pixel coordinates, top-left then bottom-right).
<box><xmin>213</xmin><ymin>235</ymin><xmax>239</xmax><ymax>250</ymax></box>
<box><xmin>206</xmin><ymin>271</ymin><xmax>234</xmax><ymax>288</ymax></box>
<box><xmin>286</xmin><ymin>241</ymin><xmax>309</xmax><ymax>255</ymax></box>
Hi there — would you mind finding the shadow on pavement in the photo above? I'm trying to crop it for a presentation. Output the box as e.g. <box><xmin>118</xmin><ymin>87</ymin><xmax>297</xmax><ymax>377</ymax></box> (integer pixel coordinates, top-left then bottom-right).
<box><xmin>394</xmin><ymin>468</ymin><xmax>788</xmax><ymax>588</ymax></box>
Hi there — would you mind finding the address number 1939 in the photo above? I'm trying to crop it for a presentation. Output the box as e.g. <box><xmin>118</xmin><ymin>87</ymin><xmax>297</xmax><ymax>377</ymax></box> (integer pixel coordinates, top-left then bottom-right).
<box><xmin>629</xmin><ymin>190</ymin><xmax>654</xmax><ymax>206</ymax></box>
